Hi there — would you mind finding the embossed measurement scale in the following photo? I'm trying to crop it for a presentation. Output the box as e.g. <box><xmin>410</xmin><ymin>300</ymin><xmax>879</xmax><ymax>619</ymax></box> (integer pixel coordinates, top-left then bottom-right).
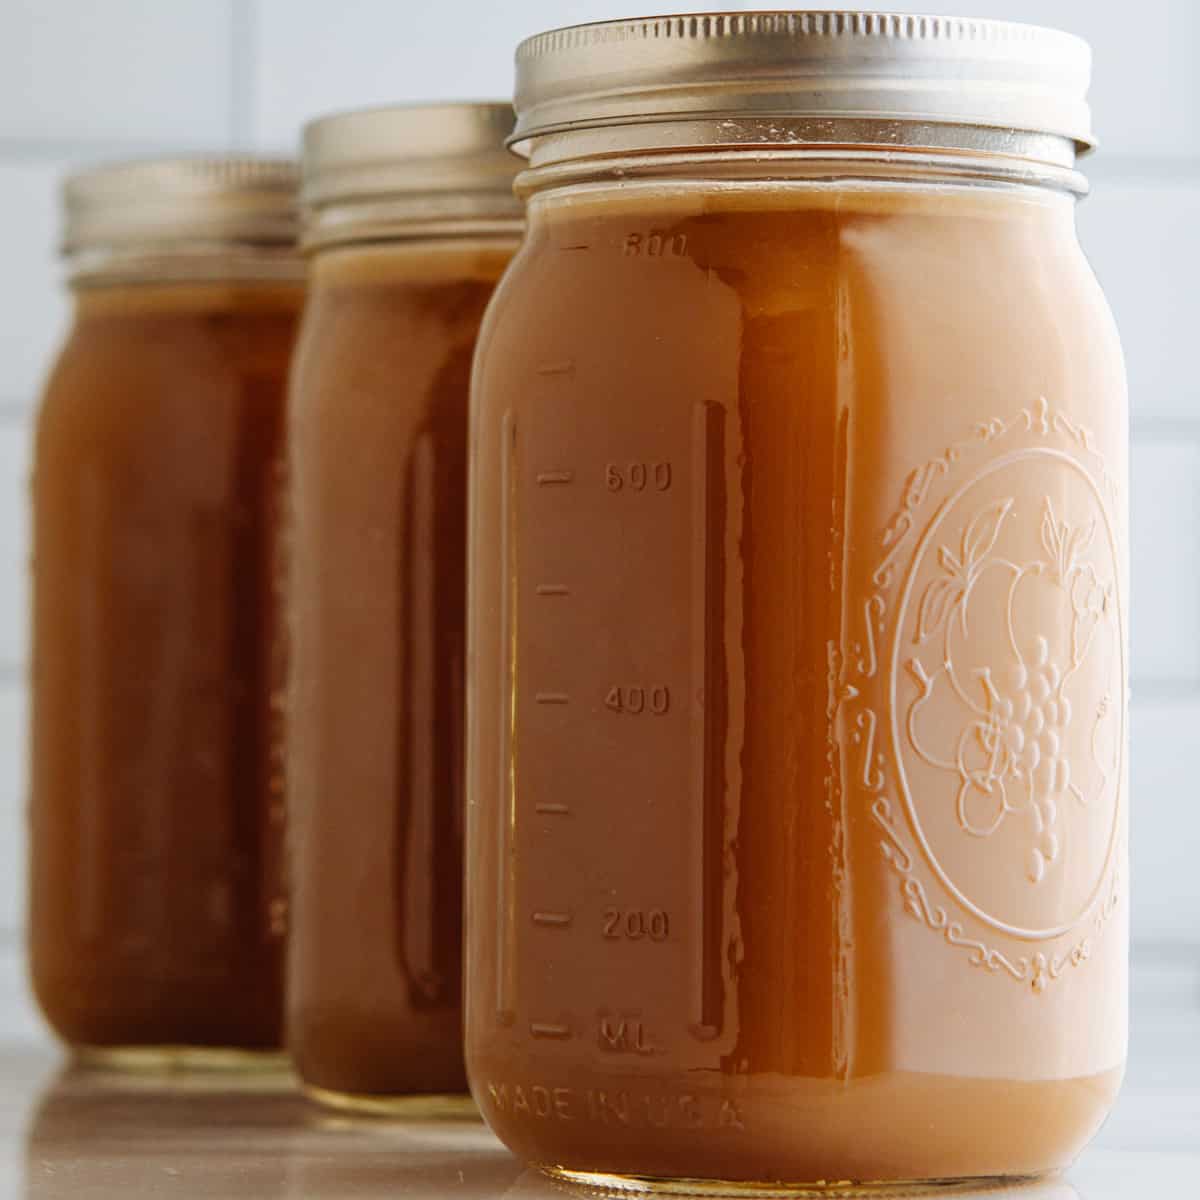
<box><xmin>491</xmin><ymin>229</ymin><xmax>741</xmax><ymax>1067</ymax></box>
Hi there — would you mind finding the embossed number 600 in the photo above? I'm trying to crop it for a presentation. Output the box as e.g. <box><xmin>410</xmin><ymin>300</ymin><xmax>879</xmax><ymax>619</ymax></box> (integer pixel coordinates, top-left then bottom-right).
<box><xmin>606</xmin><ymin>462</ymin><xmax>672</xmax><ymax>492</ymax></box>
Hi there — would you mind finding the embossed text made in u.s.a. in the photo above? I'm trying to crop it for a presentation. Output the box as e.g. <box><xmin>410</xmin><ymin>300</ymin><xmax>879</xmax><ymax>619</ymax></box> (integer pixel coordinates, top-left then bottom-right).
<box><xmin>485</xmin><ymin>1081</ymin><xmax>747</xmax><ymax>1130</ymax></box>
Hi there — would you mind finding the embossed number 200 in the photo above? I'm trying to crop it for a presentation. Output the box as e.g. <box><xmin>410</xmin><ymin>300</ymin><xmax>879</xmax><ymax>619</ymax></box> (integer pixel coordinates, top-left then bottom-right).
<box><xmin>603</xmin><ymin>908</ymin><xmax>670</xmax><ymax>941</ymax></box>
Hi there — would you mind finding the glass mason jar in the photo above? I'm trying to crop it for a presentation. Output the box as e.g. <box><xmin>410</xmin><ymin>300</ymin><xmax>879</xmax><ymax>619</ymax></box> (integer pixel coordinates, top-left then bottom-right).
<box><xmin>30</xmin><ymin>159</ymin><xmax>303</xmax><ymax>1067</ymax></box>
<box><xmin>286</xmin><ymin>104</ymin><xmax>521</xmax><ymax>1114</ymax></box>
<box><xmin>465</xmin><ymin>12</ymin><xmax>1128</xmax><ymax>1192</ymax></box>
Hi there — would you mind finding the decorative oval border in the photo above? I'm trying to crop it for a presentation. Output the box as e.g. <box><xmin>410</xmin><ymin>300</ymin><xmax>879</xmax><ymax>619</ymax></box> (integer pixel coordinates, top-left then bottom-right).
<box><xmin>888</xmin><ymin>447</ymin><xmax>1124</xmax><ymax>940</ymax></box>
<box><xmin>841</xmin><ymin>397</ymin><xmax>1126</xmax><ymax>992</ymax></box>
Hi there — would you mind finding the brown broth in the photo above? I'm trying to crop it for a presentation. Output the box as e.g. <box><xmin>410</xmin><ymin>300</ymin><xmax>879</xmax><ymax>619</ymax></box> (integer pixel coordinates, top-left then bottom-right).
<box><xmin>30</xmin><ymin>280</ymin><xmax>302</xmax><ymax>1056</ymax></box>
<box><xmin>286</xmin><ymin>241</ymin><xmax>515</xmax><ymax>1102</ymax></box>
<box><xmin>465</xmin><ymin>182</ymin><xmax>1128</xmax><ymax>1185</ymax></box>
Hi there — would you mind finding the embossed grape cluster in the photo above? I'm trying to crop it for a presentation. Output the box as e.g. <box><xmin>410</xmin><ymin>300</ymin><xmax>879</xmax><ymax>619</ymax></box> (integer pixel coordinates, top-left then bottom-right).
<box><xmin>994</xmin><ymin>637</ymin><xmax>1071</xmax><ymax>883</ymax></box>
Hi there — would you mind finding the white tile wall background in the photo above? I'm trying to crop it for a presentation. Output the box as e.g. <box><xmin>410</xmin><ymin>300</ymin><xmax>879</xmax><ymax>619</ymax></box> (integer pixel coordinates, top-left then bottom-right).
<box><xmin>0</xmin><ymin>0</ymin><xmax>1195</xmax><ymax>1038</ymax></box>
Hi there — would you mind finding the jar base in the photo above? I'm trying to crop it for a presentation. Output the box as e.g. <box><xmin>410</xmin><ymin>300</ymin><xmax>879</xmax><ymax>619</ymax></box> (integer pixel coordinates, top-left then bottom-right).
<box><xmin>541</xmin><ymin>1167</ymin><xmax>1044</xmax><ymax>1198</ymax></box>
<box><xmin>73</xmin><ymin>1044</ymin><xmax>290</xmax><ymax>1075</ymax></box>
<box><xmin>301</xmin><ymin>1081</ymin><xmax>479</xmax><ymax>1120</ymax></box>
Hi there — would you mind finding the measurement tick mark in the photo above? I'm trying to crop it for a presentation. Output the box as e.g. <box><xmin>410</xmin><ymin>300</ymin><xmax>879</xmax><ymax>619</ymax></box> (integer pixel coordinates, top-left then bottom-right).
<box><xmin>561</xmin><ymin>243</ymin><xmax>590</xmax><ymax>251</ymax></box>
<box><xmin>535</xmin><ymin>803</ymin><xmax>571</xmax><ymax>815</ymax></box>
<box><xmin>530</xmin><ymin>1022</ymin><xmax>571</xmax><ymax>1039</ymax></box>
<box><xmin>536</xmin><ymin>470</ymin><xmax>573</xmax><ymax>486</ymax></box>
<box><xmin>535</xmin><ymin>692</ymin><xmax>569</xmax><ymax>705</ymax></box>
<box><xmin>536</xmin><ymin>360</ymin><xmax>575</xmax><ymax>377</ymax></box>
<box><xmin>532</xmin><ymin>911</ymin><xmax>572</xmax><ymax>928</ymax></box>
<box><xmin>536</xmin><ymin>584</ymin><xmax>570</xmax><ymax>597</ymax></box>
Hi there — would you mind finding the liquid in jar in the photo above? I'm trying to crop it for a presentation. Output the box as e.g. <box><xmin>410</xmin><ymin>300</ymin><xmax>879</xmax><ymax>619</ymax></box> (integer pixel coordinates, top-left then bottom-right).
<box><xmin>31</xmin><ymin>156</ymin><xmax>302</xmax><ymax>1064</ymax></box>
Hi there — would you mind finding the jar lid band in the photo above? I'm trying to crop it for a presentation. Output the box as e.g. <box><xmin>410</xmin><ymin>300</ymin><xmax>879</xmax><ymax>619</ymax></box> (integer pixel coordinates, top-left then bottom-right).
<box><xmin>301</xmin><ymin>102</ymin><xmax>523</xmax><ymax>249</ymax></box>
<box><xmin>63</xmin><ymin>157</ymin><xmax>300</xmax><ymax>259</ymax></box>
<box><xmin>511</xmin><ymin>11</ymin><xmax>1094</xmax><ymax>160</ymax></box>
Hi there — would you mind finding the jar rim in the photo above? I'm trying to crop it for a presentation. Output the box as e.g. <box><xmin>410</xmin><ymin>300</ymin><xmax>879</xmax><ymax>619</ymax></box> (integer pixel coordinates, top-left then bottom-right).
<box><xmin>515</xmin><ymin>147</ymin><xmax>1089</xmax><ymax>209</ymax></box>
<box><xmin>67</xmin><ymin>246</ymin><xmax>307</xmax><ymax>289</ymax></box>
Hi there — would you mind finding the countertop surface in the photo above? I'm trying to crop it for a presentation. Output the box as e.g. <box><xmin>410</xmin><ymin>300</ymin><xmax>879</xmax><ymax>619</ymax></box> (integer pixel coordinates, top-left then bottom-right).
<box><xmin>2</xmin><ymin>961</ymin><xmax>1197</xmax><ymax>1200</ymax></box>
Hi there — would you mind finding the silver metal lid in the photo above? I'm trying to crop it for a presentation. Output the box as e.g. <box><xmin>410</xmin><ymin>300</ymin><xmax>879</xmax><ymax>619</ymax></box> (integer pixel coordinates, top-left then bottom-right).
<box><xmin>512</xmin><ymin>11</ymin><xmax>1094</xmax><ymax>157</ymax></box>
<box><xmin>300</xmin><ymin>102</ymin><xmax>523</xmax><ymax>249</ymax></box>
<box><xmin>63</xmin><ymin>157</ymin><xmax>300</xmax><ymax>257</ymax></box>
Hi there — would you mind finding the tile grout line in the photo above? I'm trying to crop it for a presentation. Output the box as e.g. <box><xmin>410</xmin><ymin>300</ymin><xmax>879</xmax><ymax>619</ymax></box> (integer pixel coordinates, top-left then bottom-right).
<box><xmin>1130</xmin><ymin>940</ymin><xmax>1200</xmax><ymax>965</ymax></box>
<box><xmin>1130</xmin><ymin>419</ymin><xmax>1200</xmax><ymax>442</ymax></box>
<box><xmin>228</xmin><ymin>0</ymin><xmax>259</xmax><ymax>150</ymax></box>
<box><xmin>1132</xmin><ymin>680</ymin><xmax>1200</xmax><ymax>704</ymax></box>
<box><xmin>1087</xmin><ymin>156</ymin><xmax>1200</xmax><ymax>186</ymax></box>
<box><xmin>1129</xmin><ymin>431</ymin><xmax>1200</xmax><ymax>708</ymax></box>
<box><xmin>0</xmin><ymin>137</ymin><xmax>218</xmax><ymax>163</ymax></box>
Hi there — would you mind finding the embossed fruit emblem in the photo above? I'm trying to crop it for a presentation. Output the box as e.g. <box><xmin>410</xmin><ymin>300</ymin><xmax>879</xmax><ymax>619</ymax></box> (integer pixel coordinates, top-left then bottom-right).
<box><xmin>906</xmin><ymin>494</ymin><xmax>1115</xmax><ymax>889</ymax></box>
<box><xmin>837</xmin><ymin>400</ymin><xmax>1125</xmax><ymax>989</ymax></box>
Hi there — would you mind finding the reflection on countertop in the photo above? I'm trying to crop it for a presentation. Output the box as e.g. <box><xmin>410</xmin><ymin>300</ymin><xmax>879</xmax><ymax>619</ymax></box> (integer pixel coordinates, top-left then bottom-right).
<box><xmin>24</xmin><ymin>1062</ymin><xmax>517</xmax><ymax>1198</ymax></box>
<box><xmin>21</xmin><ymin>1062</ymin><xmax>1088</xmax><ymax>1200</ymax></box>
<box><xmin>6</xmin><ymin>956</ymin><xmax>1200</xmax><ymax>1200</ymax></box>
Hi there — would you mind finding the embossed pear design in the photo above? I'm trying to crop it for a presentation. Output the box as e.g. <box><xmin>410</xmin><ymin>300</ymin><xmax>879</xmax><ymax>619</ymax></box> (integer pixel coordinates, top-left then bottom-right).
<box><xmin>906</xmin><ymin>494</ymin><xmax>1116</xmax><ymax>888</ymax></box>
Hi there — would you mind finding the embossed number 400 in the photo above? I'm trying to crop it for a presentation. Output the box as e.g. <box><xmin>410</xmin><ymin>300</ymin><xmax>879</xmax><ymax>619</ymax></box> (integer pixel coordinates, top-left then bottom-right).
<box><xmin>603</xmin><ymin>908</ymin><xmax>670</xmax><ymax>941</ymax></box>
<box><xmin>605</xmin><ymin>685</ymin><xmax>670</xmax><ymax>714</ymax></box>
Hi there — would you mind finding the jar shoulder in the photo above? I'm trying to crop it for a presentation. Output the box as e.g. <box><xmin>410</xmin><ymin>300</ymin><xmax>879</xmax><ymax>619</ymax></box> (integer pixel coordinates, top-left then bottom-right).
<box><xmin>36</xmin><ymin>306</ymin><xmax>293</xmax><ymax>462</ymax></box>
<box><xmin>475</xmin><ymin>201</ymin><xmax>1126</xmax><ymax>424</ymax></box>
